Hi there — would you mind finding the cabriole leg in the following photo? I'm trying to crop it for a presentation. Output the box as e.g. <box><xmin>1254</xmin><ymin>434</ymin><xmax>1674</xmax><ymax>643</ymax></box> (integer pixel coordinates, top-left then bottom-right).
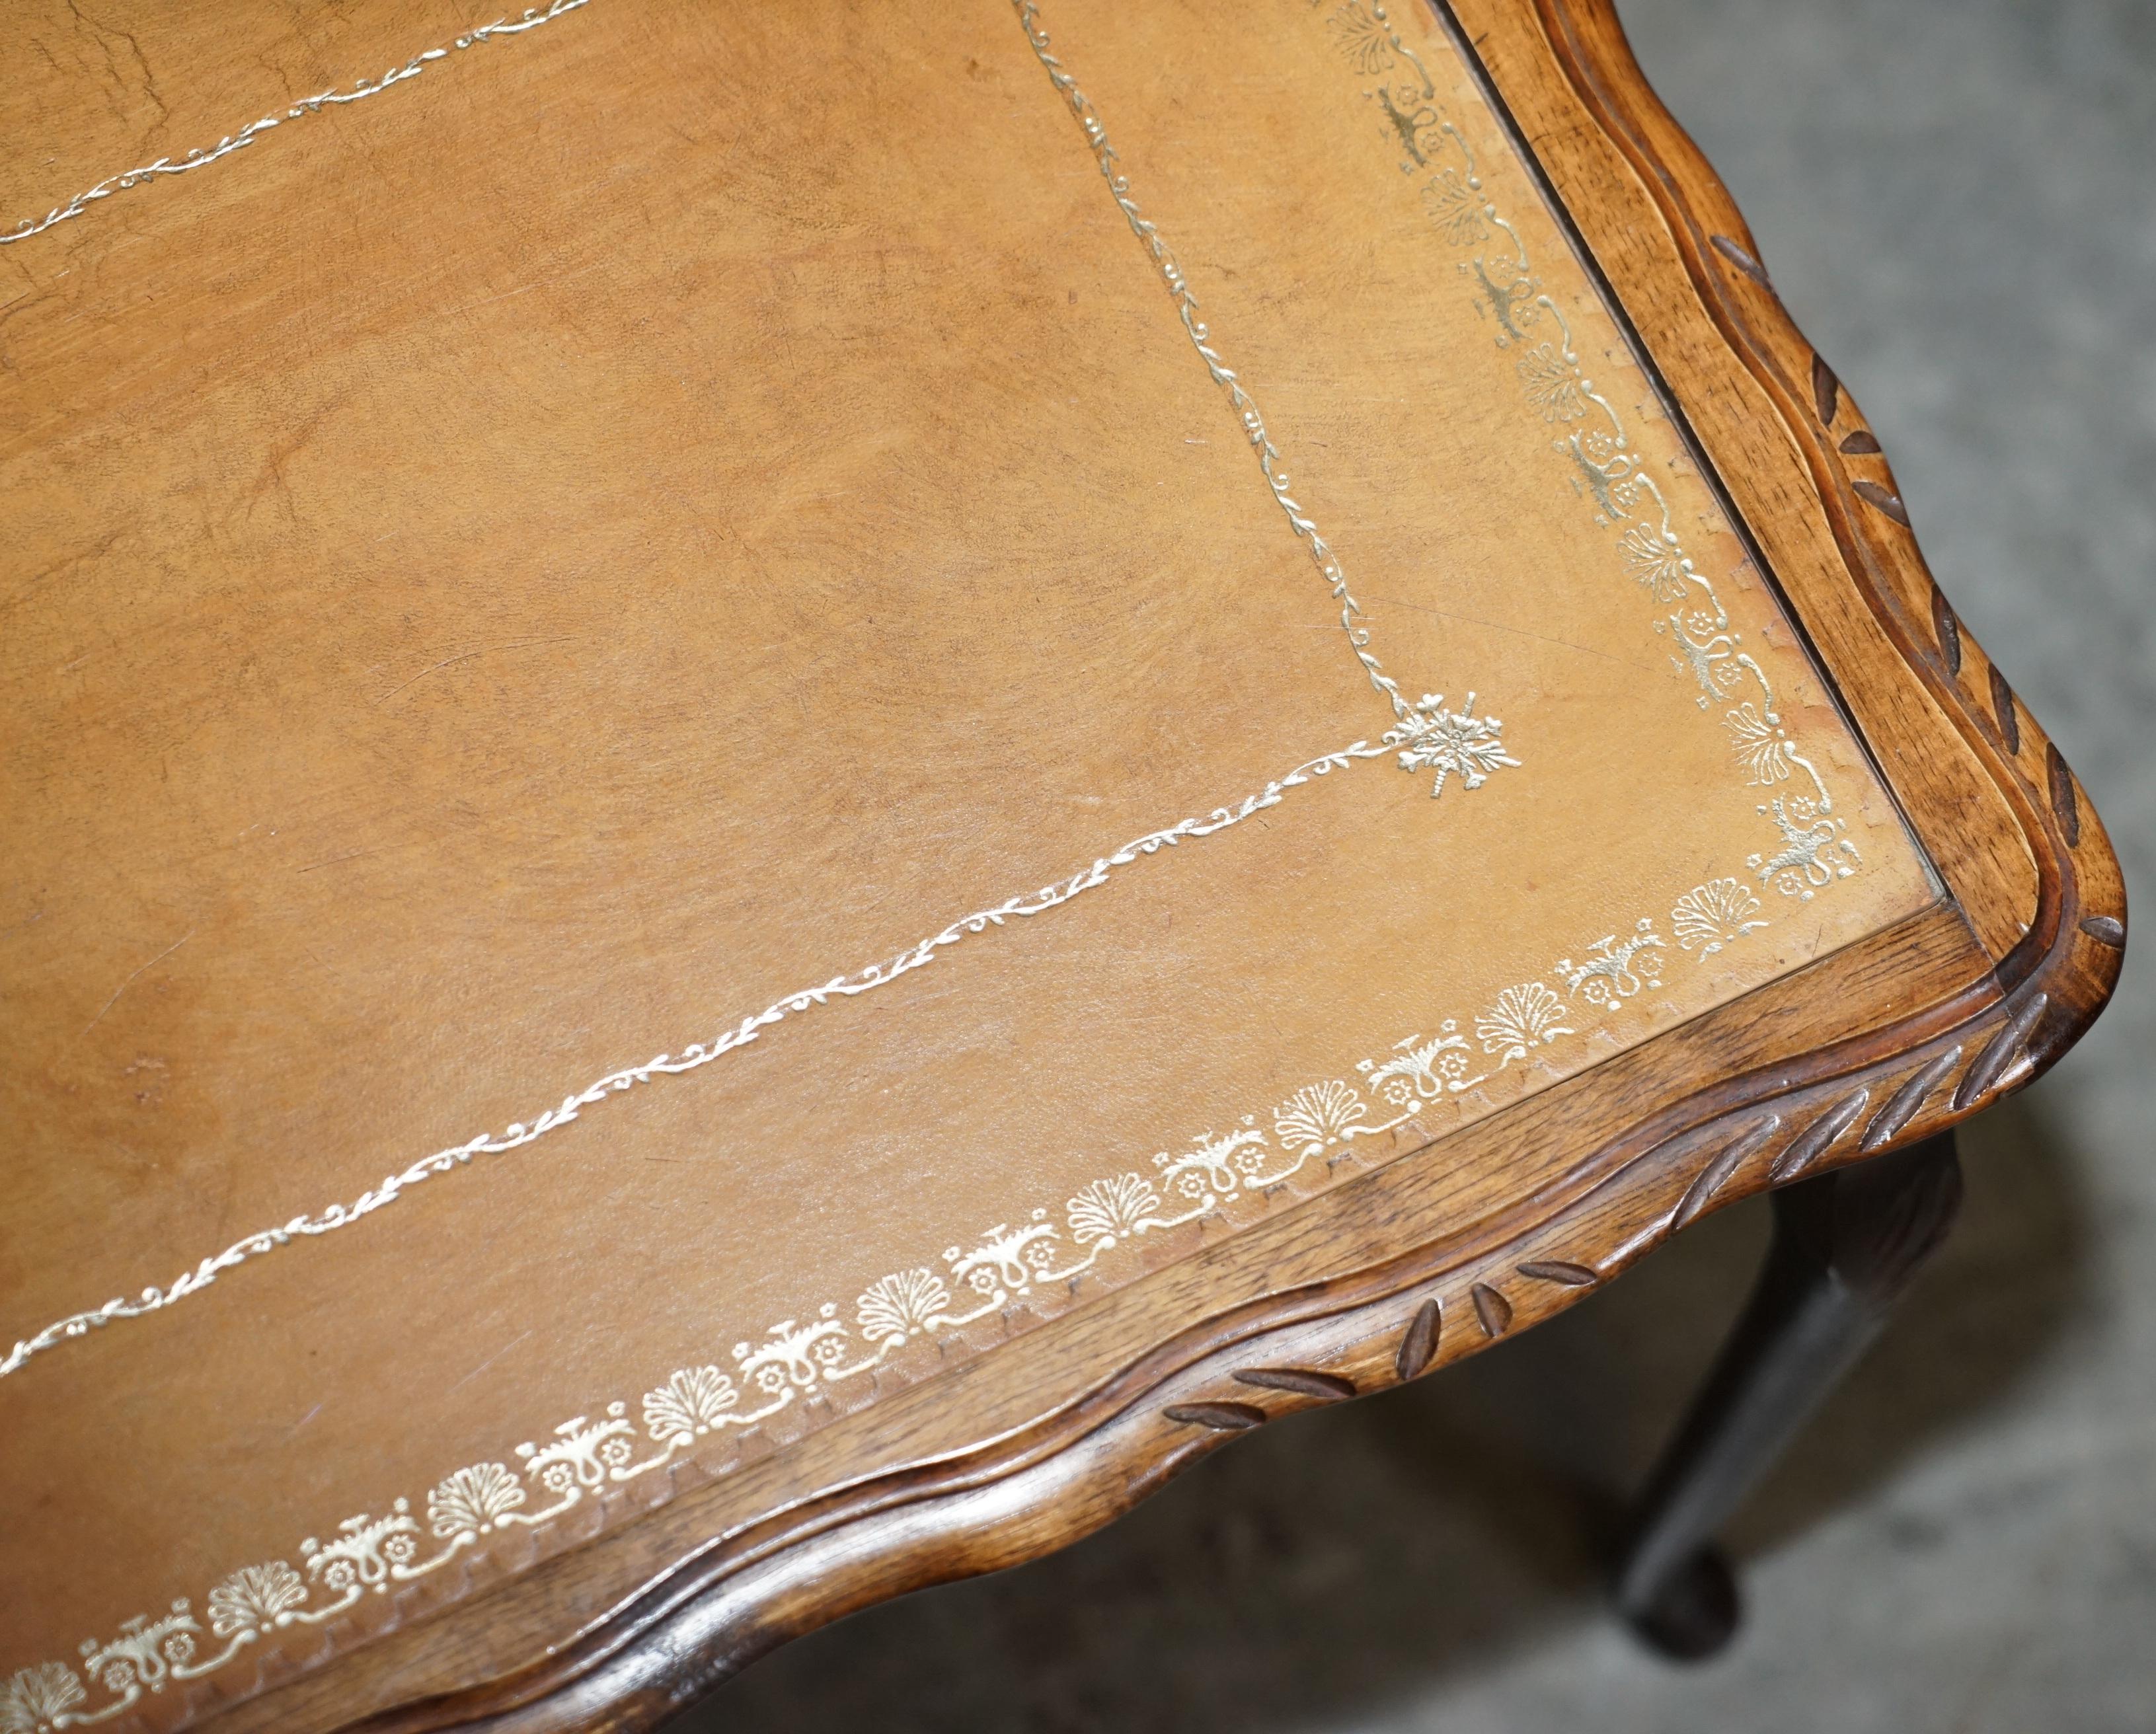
<box><xmin>1613</xmin><ymin>1129</ymin><xmax>1964</xmax><ymax>1659</ymax></box>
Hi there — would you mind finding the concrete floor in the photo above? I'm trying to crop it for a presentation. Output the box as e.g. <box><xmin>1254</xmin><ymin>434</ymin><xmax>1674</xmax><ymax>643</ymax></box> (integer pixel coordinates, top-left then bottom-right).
<box><xmin>683</xmin><ymin>1</ymin><xmax>2156</xmax><ymax>1727</ymax></box>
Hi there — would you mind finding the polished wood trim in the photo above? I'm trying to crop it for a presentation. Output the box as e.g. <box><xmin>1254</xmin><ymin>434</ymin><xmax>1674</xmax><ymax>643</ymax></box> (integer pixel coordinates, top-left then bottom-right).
<box><xmin>196</xmin><ymin>5</ymin><xmax>2125</xmax><ymax>1729</ymax></box>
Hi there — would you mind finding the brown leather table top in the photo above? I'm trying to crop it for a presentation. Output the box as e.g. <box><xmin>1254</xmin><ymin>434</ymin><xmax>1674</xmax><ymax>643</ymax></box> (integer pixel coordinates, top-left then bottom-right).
<box><xmin>1</xmin><ymin>1</ymin><xmax>1941</xmax><ymax>1723</ymax></box>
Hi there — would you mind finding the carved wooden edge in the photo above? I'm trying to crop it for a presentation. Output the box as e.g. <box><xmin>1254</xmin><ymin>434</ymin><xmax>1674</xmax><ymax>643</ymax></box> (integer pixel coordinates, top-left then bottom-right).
<box><xmin>206</xmin><ymin>9</ymin><xmax>2126</xmax><ymax>1731</ymax></box>
<box><xmin>321</xmin><ymin>936</ymin><xmax>2112</xmax><ymax>1734</ymax></box>
<box><xmin>320</xmin><ymin>981</ymin><xmax>2091</xmax><ymax>1734</ymax></box>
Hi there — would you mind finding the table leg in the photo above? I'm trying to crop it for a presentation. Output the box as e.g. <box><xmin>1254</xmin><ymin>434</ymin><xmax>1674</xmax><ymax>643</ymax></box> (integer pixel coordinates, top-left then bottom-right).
<box><xmin>1611</xmin><ymin>1129</ymin><xmax>1964</xmax><ymax>1659</ymax></box>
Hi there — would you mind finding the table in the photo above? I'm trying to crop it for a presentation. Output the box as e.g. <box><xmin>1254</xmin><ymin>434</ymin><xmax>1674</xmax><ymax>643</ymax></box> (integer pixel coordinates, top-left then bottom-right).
<box><xmin>0</xmin><ymin>1</ymin><xmax>2124</xmax><ymax>1728</ymax></box>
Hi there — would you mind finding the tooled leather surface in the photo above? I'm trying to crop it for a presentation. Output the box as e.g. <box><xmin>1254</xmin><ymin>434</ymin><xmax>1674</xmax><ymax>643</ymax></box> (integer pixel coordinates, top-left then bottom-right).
<box><xmin>0</xmin><ymin>0</ymin><xmax>1935</xmax><ymax>1721</ymax></box>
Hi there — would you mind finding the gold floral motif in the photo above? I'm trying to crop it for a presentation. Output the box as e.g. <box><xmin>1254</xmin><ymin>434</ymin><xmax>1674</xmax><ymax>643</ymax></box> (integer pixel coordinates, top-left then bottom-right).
<box><xmin>1384</xmin><ymin>693</ymin><xmax>1520</xmax><ymax>797</ymax></box>
<box><xmin>1518</xmin><ymin>342</ymin><xmax>1590</xmax><ymax>422</ymax></box>
<box><xmin>1619</xmin><ymin>523</ymin><xmax>1696</xmax><ymax>603</ymax></box>
<box><xmin>1066</xmin><ymin>1174</ymin><xmax>1169</xmax><ymax>1249</ymax></box>
<box><xmin>1</xmin><ymin>1663</ymin><xmax>85</xmax><ymax>1733</ymax></box>
<box><xmin>1360</xmin><ymin>1026</ymin><xmax>1475</xmax><ymax>1104</ymax></box>
<box><xmin>1422</xmin><ymin>169</ymin><xmax>1486</xmax><ymax>244</ymax></box>
<box><xmin>1273</xmin><ymin>1080</ymin><xmax>1371</xmax><ymax>1156</ymax></box>
<box><xmin>1475</xmin><ymin>983</ymin><xmax>1575</xmax><ymax>1065</ymax></box>
<box><xmin>205</xmin><ymin>1564</ymin><xmax>306</xmax><ymax>1640</ymax></box>
<box><xmin>1752</xmin><ymin>798</ymin><xmax>1863</xmax><ymax>900</ymax></box>
<box><xmin>1672</xmin><ymin>879</ymin><xmax>1770</xmax><ymax>956</ymax></box>
<box><xmin>426</xmin><ymin>1463</ymin><xmax>528</xmax><ymax>1537</ymax></box>
<box><xmin>855</xmin><ymin>1270</ymin><xmax>953</xmax><ymax>1345</ymax></box>
<box><xmin>1327</xmin><ymin>2</ymin><xmax>1399</xmax><ymax>75</ymax></box>
<box><xmin>1557</xmin><ymin>919</ymin><xmax>1670</xmax><ymax>1006</ymax></box>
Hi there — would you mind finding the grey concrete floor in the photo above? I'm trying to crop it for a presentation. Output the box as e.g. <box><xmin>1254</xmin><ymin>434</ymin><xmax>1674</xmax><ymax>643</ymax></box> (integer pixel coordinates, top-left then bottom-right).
<box><xmin>681</xmin><ymin>1</ymin><xmax>2156</xmax><ymax>1727</ymax></box>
